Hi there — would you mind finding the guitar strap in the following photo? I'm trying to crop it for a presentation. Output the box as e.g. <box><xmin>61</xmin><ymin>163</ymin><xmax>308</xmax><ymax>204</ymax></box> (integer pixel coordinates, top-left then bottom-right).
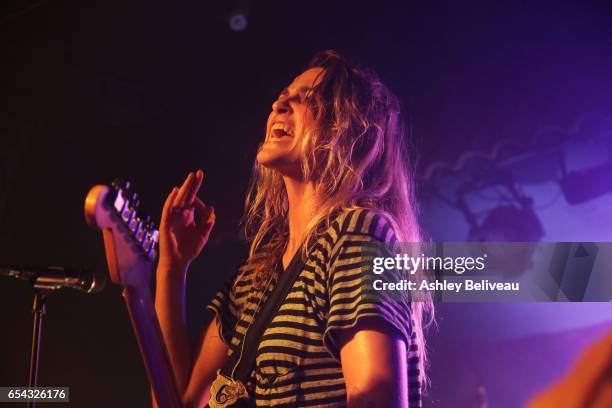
<box><xmin>219</xmin><ymin>243</ymin><xmax>306</xmax><ymax>384</ymax></box>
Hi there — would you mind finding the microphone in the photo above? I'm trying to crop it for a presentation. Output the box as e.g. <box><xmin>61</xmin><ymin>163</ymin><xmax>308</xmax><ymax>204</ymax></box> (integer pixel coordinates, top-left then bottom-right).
<box><xmin>0</xmin><ymin>265</ymin><xmax>106</xmax><ymax>293</ymax></box>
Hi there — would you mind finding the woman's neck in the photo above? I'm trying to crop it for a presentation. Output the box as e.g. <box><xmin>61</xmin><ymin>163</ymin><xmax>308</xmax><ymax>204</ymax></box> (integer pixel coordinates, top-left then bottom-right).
<box><xmin>282</xmin><ymin>176</ymin><xmax>317</xmax><ymax>255</ymax></box>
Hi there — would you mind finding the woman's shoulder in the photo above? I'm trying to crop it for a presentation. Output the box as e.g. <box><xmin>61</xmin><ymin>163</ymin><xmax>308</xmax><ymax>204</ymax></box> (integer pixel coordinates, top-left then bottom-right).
<box><xmin>326</xmin><ymin>207</ymin><xmax>398</xmax><ymax>244</ymax></box>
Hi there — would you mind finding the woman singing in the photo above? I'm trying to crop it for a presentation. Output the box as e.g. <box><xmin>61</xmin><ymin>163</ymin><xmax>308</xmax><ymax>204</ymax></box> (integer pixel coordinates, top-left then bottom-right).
<box><xmin>155</xmin><ymin>50</ymin><xmax>432</xmax><ymax>407</ymax></box>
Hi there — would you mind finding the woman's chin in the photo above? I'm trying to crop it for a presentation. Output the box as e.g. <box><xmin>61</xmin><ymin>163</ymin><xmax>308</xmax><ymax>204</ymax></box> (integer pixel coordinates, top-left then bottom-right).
<box><xmin>256</xmin><ymin>149</ymin><xmax>279</xmax><ymax>167</ymax></box>
<box><xmin>256</xmin><ymin>150</ymin><xmax>302</xmax><ymax>176</ymax></box>
<box><xmin>257</xmin><ymin>145</ymin><xmax>291</xmax><ymax>166</ymax></box>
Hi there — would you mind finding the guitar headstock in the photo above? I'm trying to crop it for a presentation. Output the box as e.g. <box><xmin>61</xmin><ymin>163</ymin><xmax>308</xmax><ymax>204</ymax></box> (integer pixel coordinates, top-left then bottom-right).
<box><xmin>84</xmin><ymin>180</ymin><xmax>159</xmax><ymax>288</ymax></box>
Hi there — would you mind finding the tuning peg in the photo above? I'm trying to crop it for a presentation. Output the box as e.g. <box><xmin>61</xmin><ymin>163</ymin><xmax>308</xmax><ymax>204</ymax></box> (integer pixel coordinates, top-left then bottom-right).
<box><xmin>129</xmin><ymin>215</ymin><xmax>140</xmax><ymax>232</ymax></box>
<box><xmin>111</xmin><ymin>179</ymin><xmax>131</xmax><ymax>191</ymax></box>
<box><xmin>147</xmin><ymin>230</ymin><xmax>159</xmax><ymax>259</ymax></box>
<box><xmin>142</xmin><ymin>229</ymin><xmax>154</xmax><ymax>253</ymax></box>
<box><xmin>111</xmin><ymin>178</ymin><xmax>123</xmax><ymax>189</ymax></box>
<box><xmin>133</xmin><ymin>218</ymin><xmax>149</xmax><ymax>248</ymax></box>
<box><xmin>116</xmin><ymin>181</ymin><xmax>132</xmax><ymax>205</ymax></box>
<box><xmin>145</xmin><ymin>217</ymin><xmax>155</xmax><ymax>234</ymax></box>
<box><xmin>121</xmin><ymin>206</ymin><xmax>134</xmax><ymax>224</ymax></box>
<box><xmin>130</xmin><ymin>192</ymin><xmax>139</xmax><ymax>207</ymax></box>
<box><xmin>142</xmin><ymin>228</ymin><xmax>152</xmax><ymax>248</ymax></box>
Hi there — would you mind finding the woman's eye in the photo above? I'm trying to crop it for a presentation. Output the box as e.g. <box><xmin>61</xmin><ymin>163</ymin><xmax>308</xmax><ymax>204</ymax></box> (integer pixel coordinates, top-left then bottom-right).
<box><xmin>300</xmin><ymin>91</ymin><xmax>314</xmax><ymax>103</ymax></box>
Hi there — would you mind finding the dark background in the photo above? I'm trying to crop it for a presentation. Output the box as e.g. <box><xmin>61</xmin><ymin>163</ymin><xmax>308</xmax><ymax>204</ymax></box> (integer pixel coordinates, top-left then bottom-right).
<box><xmin>1</xmin><ymin>0</ymin><xmax>612</xmax><ymax>406</ymax></box>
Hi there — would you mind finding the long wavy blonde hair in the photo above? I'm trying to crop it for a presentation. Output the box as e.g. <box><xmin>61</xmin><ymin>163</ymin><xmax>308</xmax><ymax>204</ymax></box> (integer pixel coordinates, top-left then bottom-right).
<box><xmin>241</xmin><ymin>50</ymin><xmax>434</xmax><ymax>386</ymax></box>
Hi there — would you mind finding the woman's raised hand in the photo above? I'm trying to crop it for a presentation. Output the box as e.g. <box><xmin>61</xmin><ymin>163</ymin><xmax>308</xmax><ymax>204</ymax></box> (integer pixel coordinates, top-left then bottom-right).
<box><xmin>158</xmin><ymin>170</ymin><xmax>215</xmax><ymax>271</ymax></box>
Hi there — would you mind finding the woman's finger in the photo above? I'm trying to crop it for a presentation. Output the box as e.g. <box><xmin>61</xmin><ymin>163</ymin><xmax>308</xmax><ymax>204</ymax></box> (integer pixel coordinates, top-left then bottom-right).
<box><xmin>161</xmin><ymin>186</ymin><xmax>179</xmax><ymax>226</ymax></box>
<box><xmin>184</xmin><ymin>169</ymin><xmax>204</xmax><ymax>207</ymax></box>
<box><xmin>173</xmin><ymin>172</ymin><xmax>194</xmax><ymax>207</ymax></box>
<box><xmin>193</xmin><ymin>196</ymin><xmax>215</xmax><ymax>236</ymax></box>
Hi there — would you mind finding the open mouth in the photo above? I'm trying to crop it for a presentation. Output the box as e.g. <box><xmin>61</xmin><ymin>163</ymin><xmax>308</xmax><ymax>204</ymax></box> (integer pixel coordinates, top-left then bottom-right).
<box><xmin>270</xmin><ymin>122</ymin><xmax>293</xmax><ymax>138</ymax></box>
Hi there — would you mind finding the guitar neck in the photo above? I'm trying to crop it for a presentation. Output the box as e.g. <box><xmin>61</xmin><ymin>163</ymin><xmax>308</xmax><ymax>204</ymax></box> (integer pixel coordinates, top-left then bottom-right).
<box><xmin>123</xmin><ymin>286</ymin><xmax>182</xmax><ymax>408</ymax></box>
<box><xmin>85</xmin><ymin>182</ymin><xmax>181</xmax><ymax>408</ymax></box>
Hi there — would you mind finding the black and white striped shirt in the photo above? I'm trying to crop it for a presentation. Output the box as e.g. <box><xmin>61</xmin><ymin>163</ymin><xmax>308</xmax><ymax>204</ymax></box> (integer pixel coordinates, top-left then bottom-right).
<box><xmin>207</xmin><ymin>208</ymin><xmax>422</xmax><ymax>407</ymax></box>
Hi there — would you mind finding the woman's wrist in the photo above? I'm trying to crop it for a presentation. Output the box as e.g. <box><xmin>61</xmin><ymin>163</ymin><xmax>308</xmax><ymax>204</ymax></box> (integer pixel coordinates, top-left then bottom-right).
<box><xmin>156</xmin><ymin>259</ymin><xmax>190</xmax><ymax>280</ymax></box>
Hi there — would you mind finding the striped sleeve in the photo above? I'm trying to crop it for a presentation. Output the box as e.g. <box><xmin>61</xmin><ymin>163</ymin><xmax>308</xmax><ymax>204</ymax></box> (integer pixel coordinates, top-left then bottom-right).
<box><xmin>206</xmin><ymin>268</ymin><xmax>243</xmax><ymax>345</ymax></box>
<box><xmin>323</xmin><ymin>209</ymin><xmax>415</xmax><ymax>360</ymax></box>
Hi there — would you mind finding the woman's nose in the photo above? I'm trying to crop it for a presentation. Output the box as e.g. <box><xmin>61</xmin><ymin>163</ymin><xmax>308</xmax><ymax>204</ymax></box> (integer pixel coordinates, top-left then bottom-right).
<box><xmin>272</xmin><ymin>96</ymin><xmax>292</xmax><ymax>114</ymax></box>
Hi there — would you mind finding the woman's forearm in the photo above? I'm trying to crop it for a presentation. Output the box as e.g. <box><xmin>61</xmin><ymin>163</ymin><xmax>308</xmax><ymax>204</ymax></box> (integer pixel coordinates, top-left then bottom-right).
<box><xmin>155</xmin><ymin>264</ymin><xmax>194</xmax><ymax>395</ymax></box>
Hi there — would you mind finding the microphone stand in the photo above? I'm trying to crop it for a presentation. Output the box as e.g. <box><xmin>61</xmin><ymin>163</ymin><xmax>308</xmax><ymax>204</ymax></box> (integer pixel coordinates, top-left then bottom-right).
<box><xmin>27</xmin><ymin>280</ymin><xmax>57</xmax><ymax>408</ymax></box>
<box><xmin>0</xmin><ymin>266</ymin><xmax>99</xmax><ymax>407</ymax></box>
<box><xmin>29</xmin><ymin>290</ymin><xmax>46</xmax><ymax>391</ymax></box>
